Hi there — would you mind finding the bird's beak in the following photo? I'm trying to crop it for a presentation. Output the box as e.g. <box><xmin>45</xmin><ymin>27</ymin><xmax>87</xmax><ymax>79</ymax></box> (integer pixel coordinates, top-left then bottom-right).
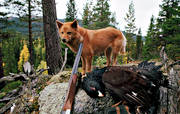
<box><xmin>98</xmin><ymin>91</ymin><xmax>104</xmax><ymax>97</ymax></box>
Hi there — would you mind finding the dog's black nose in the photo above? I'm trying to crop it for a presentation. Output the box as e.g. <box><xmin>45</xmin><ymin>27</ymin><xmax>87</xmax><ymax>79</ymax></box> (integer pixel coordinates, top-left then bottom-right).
<box><xmin>62</xmin><ymin>39</ymin><xmax>66</xmax><ymax>43</ymax></box>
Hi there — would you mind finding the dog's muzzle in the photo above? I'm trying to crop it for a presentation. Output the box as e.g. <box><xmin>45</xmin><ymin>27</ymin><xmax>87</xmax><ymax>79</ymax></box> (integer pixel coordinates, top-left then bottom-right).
<box><xmin>62</xmin><ymin>38</ymin><xmax>66</xmax><ymax>43</ymax></box>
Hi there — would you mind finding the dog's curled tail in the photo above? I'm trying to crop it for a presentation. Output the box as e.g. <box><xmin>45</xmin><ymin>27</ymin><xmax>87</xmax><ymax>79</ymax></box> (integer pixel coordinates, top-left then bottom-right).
<box><xmin>120</xmin><ymin>32</ymin><xmax>127</xmax><ymax>55</ymax></box>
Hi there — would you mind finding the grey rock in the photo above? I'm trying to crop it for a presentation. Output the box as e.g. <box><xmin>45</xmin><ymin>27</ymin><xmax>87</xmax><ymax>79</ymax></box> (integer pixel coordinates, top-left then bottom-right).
<box><xmin>38</xmin><ymin>83</ymin><xmax>115</xmax><ymax>114</ymax></box>
<box><xmin>74</xmin><ymin>88</ymin><xmax>114</xmax><ymax>113</ymax></box>
<box><xmin>38</xmin><ymin>83</ymin><xmax>67</xmax><ymax>114</ymax></box>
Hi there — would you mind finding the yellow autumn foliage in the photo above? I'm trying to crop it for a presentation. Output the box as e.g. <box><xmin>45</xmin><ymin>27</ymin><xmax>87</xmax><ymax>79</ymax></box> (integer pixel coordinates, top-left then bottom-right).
<box><xmin>2</xmin><ymin>62</ymin><xmax>5</xmax><ymax>67</ymax></box>
<box><xmin>122</xmin><ymin>55</ymin><xmax>128</xmax><ymax>64</ymax></box>
<box><xmin>37</xmin><ymin>60</ymin><xmax>48</xmax><ymax>75</ymax></box>
<box><xmin>118</xmin><ymin>53</ymin><xmax>128</xmax><ymax>64</ymax></box>
<box><xmin>18</xmin><ymin>43</ymin><xmax>30</xmax><ymax>72</ymax></box>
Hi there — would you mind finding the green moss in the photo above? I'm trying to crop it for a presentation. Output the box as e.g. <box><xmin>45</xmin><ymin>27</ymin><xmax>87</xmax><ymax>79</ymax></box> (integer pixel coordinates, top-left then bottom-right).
<box><xmin>0</xmin><ymin>92</ymin><xmax>6</xmax><ymax>99</ymax></box>
<box><xmin>0</xmin><ymin>80</ymin><xmax>22</xmax><ymax>93</ymax></box>
<box><xmin>0</xmin><ymin>103</ymin><xmax>5</xmax><ymax>109</ymax></box>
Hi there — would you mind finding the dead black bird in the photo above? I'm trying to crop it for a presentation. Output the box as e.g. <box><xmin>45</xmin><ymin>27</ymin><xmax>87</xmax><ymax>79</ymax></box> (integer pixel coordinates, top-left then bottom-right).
<box><xmin>82</xmin><ymin>67</ymin><xmax>107</xmax><ymax>98</ymax></box>
<box><xmin>81</xmin><ymin>61</ymin><xmax>170</xmax><ymax>113</ymax></box>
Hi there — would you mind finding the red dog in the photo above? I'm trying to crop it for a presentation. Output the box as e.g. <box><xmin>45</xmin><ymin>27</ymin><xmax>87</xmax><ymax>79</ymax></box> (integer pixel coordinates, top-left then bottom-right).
<box><xmin>56</xmin><ymin>20</ymin><xmax>126</xmax><ymax>75</ymax></box>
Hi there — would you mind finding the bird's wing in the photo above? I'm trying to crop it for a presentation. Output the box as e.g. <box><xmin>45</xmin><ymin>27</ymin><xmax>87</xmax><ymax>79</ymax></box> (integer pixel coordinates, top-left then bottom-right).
<box><xmin>102</xmin><ymin>67</ymin><xmax>139</xmax><ymax>86</ymax></box>
<box><xmin>102</xmin><ymin>66</ymin><xmax>152</xmax><ymax>106</ymax></box>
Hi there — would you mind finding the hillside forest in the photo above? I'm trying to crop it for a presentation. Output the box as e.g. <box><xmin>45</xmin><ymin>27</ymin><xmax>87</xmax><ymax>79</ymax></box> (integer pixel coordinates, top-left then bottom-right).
<box><xmin>0</xmin><ymin>0</ymin><xmax>179</xmax><ymax>77</ymax></box>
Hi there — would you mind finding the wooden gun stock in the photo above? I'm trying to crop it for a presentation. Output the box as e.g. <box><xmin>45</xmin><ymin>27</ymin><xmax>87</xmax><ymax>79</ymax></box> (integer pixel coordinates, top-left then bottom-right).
<box><xmin>62</xmin><ymin>74</ymin><xmax>78</xmax><ymax>111</ymax></box>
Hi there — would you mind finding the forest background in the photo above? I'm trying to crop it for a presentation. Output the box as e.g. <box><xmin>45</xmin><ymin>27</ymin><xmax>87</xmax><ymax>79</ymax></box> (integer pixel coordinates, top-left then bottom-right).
<box><xmin>0</xmin><ymin>0</ymin><xmax>179</xmax><ymax>77</ymax></box>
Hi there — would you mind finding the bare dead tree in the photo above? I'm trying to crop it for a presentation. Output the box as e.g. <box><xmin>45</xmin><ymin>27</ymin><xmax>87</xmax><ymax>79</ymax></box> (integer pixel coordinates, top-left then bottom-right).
<box><xmin>159</xmin><ymin>46</ymin><xmax>180</xmax><ymax>114</ymax></box>
<box><xmin>60</xmin><ymin>48</ymin><xmax>68</xmax><ymax>72</ymax></box>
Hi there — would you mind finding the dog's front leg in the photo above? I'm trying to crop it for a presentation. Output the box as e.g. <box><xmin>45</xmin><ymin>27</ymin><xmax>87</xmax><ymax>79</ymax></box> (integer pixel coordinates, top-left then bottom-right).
<box><xmin>105</xmin><ymin>47</ymin><xmax>112</xmax><ymax>66</ymax></box>
<box><xmin>81</xmin><ymin>56</ymin><xmax>86</xmax><ymax>75</ymax></box>
<box><xmin>112</xmin><ymin>51</ymin><xmax>118</xmax><ymax>66</ymax></box>
<box><xmin>85</xmin><ymin>55</ymin><xmax>92</xmax><ymax>73</ymax></box>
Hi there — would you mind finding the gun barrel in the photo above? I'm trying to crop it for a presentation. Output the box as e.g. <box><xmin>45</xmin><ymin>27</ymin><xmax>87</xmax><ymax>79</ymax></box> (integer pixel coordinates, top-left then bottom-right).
<box><xmin>61</xmin><ymin>43</ymin><xmax>83</xmax><ymax>113</ymax></box>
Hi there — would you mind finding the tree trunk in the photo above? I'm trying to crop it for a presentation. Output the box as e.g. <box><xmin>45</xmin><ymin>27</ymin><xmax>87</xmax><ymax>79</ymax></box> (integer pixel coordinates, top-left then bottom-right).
<box><xmin>42</xmin><ymin>0</ymin><xmax>63</xmax><ymax>74</ymax></box>
<box><xmin>136</xmin><ymin>35</ymin><xmax>142</xmax><ymax>60</ymax></box>
<box><xmin>0</xmin><ymin>46</ymin><xmax>3</xmax><ymax>78</ymax></box>
<box><xmin>28</xmin><ymin>0</ymin><xmax>33</xmax><ymax>65</ymax></box>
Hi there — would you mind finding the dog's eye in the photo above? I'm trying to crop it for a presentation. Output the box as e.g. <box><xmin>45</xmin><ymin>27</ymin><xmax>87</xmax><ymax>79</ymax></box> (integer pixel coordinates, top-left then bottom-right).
<box><xmin>61</xmin><ymin>32</ymin><xmax>64</xmax><ymax>34</ymax></box>
<box><xmin>67</xmin><ymin>32</ymin><xmax>72</xmax><ymax>35</ymax></box>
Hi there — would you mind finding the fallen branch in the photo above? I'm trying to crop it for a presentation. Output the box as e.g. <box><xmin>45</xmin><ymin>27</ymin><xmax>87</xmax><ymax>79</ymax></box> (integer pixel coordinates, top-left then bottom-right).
<box><xmin>168</xmin><ymin>60</ymin><xmax>180</xmax><ymax>68</ymax></box>
<box><xmin>0</xmin><ymin>86</ymin><xmax>23</xmax><ymax>103</ymax></box>
<box><xmin>0</xmin><ymin>99</ymin><xmax>16</xmax><ymax>113</ymax></box>
<box><xmin>60</xmin><ymin>48</ymin><xmax>68</xmax><ymax>72</ymax></box>
<box><xmin>0</xmin><ymin>66</ymin><xmax>50</xmax><ymax>113</ymax></box>
<box><xmin>36</xmin><ymin>67</ymin><xmax>50</xmax><ymax>75</ymax></box>
<box><xmin>129</xmin><ymin>57</ymin><xmax>134</xmax><ymax>61</ymax></box>
<box><xmin>0</xmin><ymin>73</ymin><xmax>29</xmax><ymax>83</ymax></box>
<box><xmin>0</xmin><ymin>96</ymin><xmax>19</xmax><ymax>102</ymax></box>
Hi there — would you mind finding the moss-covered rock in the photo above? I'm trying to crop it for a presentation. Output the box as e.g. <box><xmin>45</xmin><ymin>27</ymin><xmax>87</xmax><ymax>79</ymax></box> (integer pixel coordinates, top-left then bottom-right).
<box><xmin>47</xmin><ymin>71</ymin><xmax>71</xmax><ymax>84</ymax></box>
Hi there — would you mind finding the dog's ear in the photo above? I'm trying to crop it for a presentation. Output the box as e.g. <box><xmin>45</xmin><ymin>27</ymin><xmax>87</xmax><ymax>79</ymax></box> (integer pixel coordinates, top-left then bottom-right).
<box><xmin>56</xmin><ymin>20</ymin><xmax>63</xmax><ymax>29</ymax></box>
<box><xmin>71</xmin><ymin>20</ymin><xmax>78</xmax><ymax>29</ymax></box>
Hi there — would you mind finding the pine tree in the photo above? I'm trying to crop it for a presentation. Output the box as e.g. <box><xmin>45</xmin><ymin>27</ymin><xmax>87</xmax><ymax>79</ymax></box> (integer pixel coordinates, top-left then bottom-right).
<box><xmin>124</xmin><ymin>1</ymin><xmax>137</xmax><ymax>61</ymax></box>
<box><xmin>157</xmin><ymin>0</ymin><xmax>180</xmax><ymax>37</ymax></box>
<box><xmin>65</xmin><ymin>0</ymin><xmax>77</xmax><ymax>22</ymax></box>
<box><xmin>2</xmin><ymin>33</ymin><xmax>22</xmax><ymax>75</ymax></box>
<box><xmin>0</xmin><ymin>43</ymin><xmax>3</xmax><ymax>78</ymax></box>
<box><xmin>136</xmin><ymin>28</ymin><xmax>142</xmax><ymax>59</ymax></box>
<box><xmin>143</xmin><ymin>15</ymin><xmax>159</xmax><ymax>60</ymax></box>
<box><xmin>3</xmin><ymin>0</ymin><xmax>42</xmax><ymax>65</ymax></box>
<box><xmin>92</xmin><ymin>0</ymin><xmax>117</xmax><ymax>29</ymax></box>
<box><xmin>0</xmin><ymin>37</ymin><xmax>5</xmax><ymax>87</ymax></box>
<box><xmin>157</xmin><ymin>0</ymin><xmax>180</xmax><ymax>59</ymax></box>
<box><xmin>110</xmin><ymin>12</ymin><xmax>118</xmax><ymax>28</ymax></box>
<box><xmin>82</xmin><ymin>0</ymin><xmax>118</xmax><ymax>29</ymax></box>
<box><xmin>82</xmin><ymin>0</ymin><xmax>93</xmax><ymax>28</ymax></box>
<box><xmin>124</xmin><ymin>1</ymin><xmax>137</xmax><ymax>34</ymax></box>
<box><xmin>1</xmin><ymin>0</ymin><xmax>44</xmax><ymax>75</ymax></box>
<box><xmin>0</xmin><ymin>5</ymin><xmax>25</xmax><ymax>75</ymax></box>
<box><xmin>0</xmin><ymin>1</ymin><xmax>7</xmax><ymax>77</ymax></box>
<box><xmin>92</xmin><ymin>0</ymin><xmax>111</xmax><ymax>28</ymax></box>
<box><xmin>147</xmin><ymin>15</ymin><xmax>157</xmax><ymax>37</ymax></box>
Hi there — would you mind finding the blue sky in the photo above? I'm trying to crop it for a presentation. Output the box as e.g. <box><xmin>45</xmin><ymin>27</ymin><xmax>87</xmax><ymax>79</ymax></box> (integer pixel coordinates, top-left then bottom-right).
<box><xmin>56</xmin><ymin>0</ymin><xmax>162</xmax><ymax>36</ymax></box>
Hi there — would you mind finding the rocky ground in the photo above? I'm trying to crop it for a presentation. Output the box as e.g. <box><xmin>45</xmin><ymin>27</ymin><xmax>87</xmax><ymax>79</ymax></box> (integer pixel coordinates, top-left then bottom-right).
<box><xmin>0</xmin><ymin>61</ymin><xmax>179</xmax><ymax>114</ymax></box>
<box><xmin>38</xmin><ymin>83</ymin><xmax>115</xmax><ymax>114</ymax></box>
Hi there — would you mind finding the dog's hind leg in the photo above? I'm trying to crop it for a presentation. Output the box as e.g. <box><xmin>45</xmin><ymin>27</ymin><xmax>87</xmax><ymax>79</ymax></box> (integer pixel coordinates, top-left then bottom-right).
<box><xmin>104</xmin><ymin>47</ymin><xmax>112</xmax><ymax>66</ymax></box>
<box><xmin>85</xmin><ymin>56</ymin><xmax>93</xmax><ymax>73</ymax></box>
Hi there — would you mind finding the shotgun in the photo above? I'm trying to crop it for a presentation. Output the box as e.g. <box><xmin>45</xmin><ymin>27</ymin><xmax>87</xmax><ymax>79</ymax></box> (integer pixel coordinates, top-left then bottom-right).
<box><xmin>61</xmin><ymin>43</ymin><xmax>83</xmax><ymax>114</ymax></box>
